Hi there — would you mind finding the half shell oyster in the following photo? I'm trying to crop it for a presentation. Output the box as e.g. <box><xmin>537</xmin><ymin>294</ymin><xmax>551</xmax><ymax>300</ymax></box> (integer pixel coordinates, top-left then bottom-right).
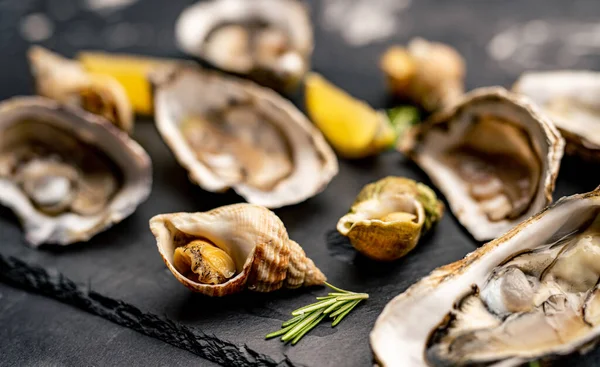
<box><xmin>153</xmin><ymin>67</ymin><xmax>337</xmax><ymax>208</ymax></box>
<box><xmin>150</xmin><ymin>203</ymin><xmax>326</xmax><ymax>297</ymax></box>
<box><xmin>371</xmin><ymin>187</ymin><xmax>600</xmax><ymax>367</ymax></box>
<box><xmin>337</xmin><ymin>177</ymin><xmax>444</xmax><ymax>261</ymax></box>
<box><xmin>175</xmin><ymin>0</ymin><xmax>312</xmax><ymax>91</ymax></box>
<box><xmin>0</xmin><ymin>97</ymin><xmax>151</xmax><ymax>246</ymax></box>
<box><xmin>28</xmin><ymin>46</ymin><xmax>133</xmax><ymax>133</ymax></box>
<box><xmin>513</xmin><ymin>71</ymin><xmax>600</xmax><ymax>160</ymax></box>
<box><xmin>398</xmin><ymin>87</ymin><xmax>564</xmax><ymax>241</ymax></box>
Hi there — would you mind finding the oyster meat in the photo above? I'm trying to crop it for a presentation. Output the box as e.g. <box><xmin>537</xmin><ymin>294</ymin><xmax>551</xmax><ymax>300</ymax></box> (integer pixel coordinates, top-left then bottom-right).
<box><xmin>399</xmin><ymin>87</ymin><xmax>564</xmax><ymax>241</ymax></box>
<box><xmin>371</xmin><ymin>187</ymin><xmax>600</xmax><ymax>367</ymax></box>
<box><xmin>175</xmin><ymin>0</ymin><xmax>312</xmax><ymax>91</ymax></box>
<box><xmin>28</xmin><ymin>46</ymin><xmax>133</xmax><ymax>133</ymax></box>
<box><xmin>0</xmin><ymin>97</ymin><xmax>151</xmax><ymax>246</ymax></box>
<box><xmin>337</xmin><ymin>177</ymin><xmax>444</xmax><ymax>261</ymax></box>
<box><xmin>380</xmin><ymin>38</ymin><xmax>465</xmax><ymax>112</ymax></box>
<box><xmin>513</xmin><ymin>71</ymin><xmax>600</xmax><ymax>160</ymax></box>
<box><xmin>150</xmin><ymin>203</ymin><xmax>326</xmax><ymax>297</ymax></box>
<box><xmin>153</xmin><ymin>66</ymin><xmax>337</xmax><ymax>208</ymax></box>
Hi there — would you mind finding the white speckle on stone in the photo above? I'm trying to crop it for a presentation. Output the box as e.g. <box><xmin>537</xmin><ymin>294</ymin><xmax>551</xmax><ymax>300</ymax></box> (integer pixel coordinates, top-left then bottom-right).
<box><xmin>321</xmin><ymin>0</ymin><xmax>411</xmax><ymax>47</ymax></box>
<box><xmin>487</xmin><ymin>29</ymin><xmax>518</xmax><ymax>61</ymax></box>
<box><xmin>85</xmin><ymin>0</ymin><xmax>138</xmax><ymax>13</ymax></box>
<box><xmin>487</xmin><ymin>20</ymin><xmax>600</xmax><ymax>71</ymax></box>
<box><xmin>19</xmin><ymin>13</ymin><xmax>54</xmax><ymax>42</ymax></box>
<box><xmin>522</xmin><ymin>20</ymin><xmax>549</xmax><ymax>45</ymax></box>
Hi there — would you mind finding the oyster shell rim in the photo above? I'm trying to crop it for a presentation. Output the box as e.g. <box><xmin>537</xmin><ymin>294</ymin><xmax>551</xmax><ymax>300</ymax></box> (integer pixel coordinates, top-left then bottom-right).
<box><xmin>174</xmin><ymin>0</ymin><xmax>313</xmax><ymax>85</ymax></box>
<box><xmin>398</xmin><ymin>86</ymin><xmax>565</xmax><ymax>241</ymax></box>
<box><xmin>370</xmin><ymin>187</ymin><xmax>600</xmax><ymax>367</ymax></box>
<box><xmin>0</xmin><ymin>96</ymin><xmax>152</xmax><ymax>246</ymax></box>
<box><xmin>27</xmin><ymin>45</ymin><xmax>135</xmax><ymax>134</ymax></box>
<box><xmin>152</xmin><ymin>66</ymin><xmax>338</xmax><ymax>209</ymax></box>
<box><xmin>512</xmin><ymin>70</ymin><xmax>600</xmax><ymax>161</ymax></box>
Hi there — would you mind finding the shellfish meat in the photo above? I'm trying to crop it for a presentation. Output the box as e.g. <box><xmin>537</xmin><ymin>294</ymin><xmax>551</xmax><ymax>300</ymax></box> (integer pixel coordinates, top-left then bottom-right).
<box><xmin>337</xmin><ymin>177</ymin><xmax>444</xmax><ymax>261</ymax></box>
<box><xmin>371</xmin><ymin>187</ymin><xmax>600</xmax><ymax>367</ymax></box>
<box><xmin>513</xmin><ymin>71</ymin><xmax>600</xmax><ymax>160</ymax></box>
<box><xmin>0</xmin><ymin>97</ymin><xmax>151</xmax><ymax>246</ymax></box>
<box><xmin>28</xmin><ymin>46</ymin><xmax>133</xmax><ymax>133</ymax></box>
<box><xmin>150</xmin><ymin>203</ymin><xmax>326</xmax><ymax>297</ymax></box>
<box><xmin>175</xmin><ymin>0</ymin><xmax>312</xmax><ymax>91</ymax></box>
<box><xmin>153</xmin><ymin>66</ymin><xmax>337</xmax><ymax>208</ymax></box>
<box><xmin>398</xmin><ymin>87</ymin><xmax>564</xmax><ymax>241</ymax></box>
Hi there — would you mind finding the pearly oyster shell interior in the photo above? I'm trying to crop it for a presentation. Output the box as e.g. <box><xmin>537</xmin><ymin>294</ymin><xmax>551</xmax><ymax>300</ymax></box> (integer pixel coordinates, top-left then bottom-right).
<box><xmin>399</xmin><ymin>87</ymin><xmax>564</xmax><ymax>241</ymax></box>
<box><xmin>28</xmin><ymin>46</ymin><xmax>133</xmax><ymax>133</ymax></box>
<box><xmin>0</xmin><ymin>97</ymin><xmax>151</xmax><ymax>246</ymax></box>
<box><xmin>371</xmin><ymin>187</ymin><xmax>600</xmax><ymax>367</ymax></box>
<box><xmin>150</xmin><ymin>203</ymin><xmax>326</xmax><ymax>297</ymax></box>
<box><xmin>175</xmin><ymin>0</ymin><xmax>313</xmax><ymax>91</ymax></box>
<box><xmin>337</xmin><ymin>177</ymin><xmax>444</xmax><ymax>261</ymax></box>
<box><xmin>153</xmin><ymin>66</ymin><xmax>337</xmax><ymax>209</ymax></box>
<box><xmin>513</xmin><ymin>71</ymin><xmax>600</xmax><ymax>160</ymax></box>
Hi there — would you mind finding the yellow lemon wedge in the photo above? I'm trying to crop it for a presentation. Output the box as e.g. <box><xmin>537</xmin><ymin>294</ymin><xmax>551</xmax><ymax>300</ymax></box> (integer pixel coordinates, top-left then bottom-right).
<box><xmin>78</xmin><ymin>51</ymin><xmax>182</xmax><ymax>115</ymax></box>
<box><xmin>305</xmin><ymin>72</ymin><xmax>391</xmax><ymax>158</ymax></box>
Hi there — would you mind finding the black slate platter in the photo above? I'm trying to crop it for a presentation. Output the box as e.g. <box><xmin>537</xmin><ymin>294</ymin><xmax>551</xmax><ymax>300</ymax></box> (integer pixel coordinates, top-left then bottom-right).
<box><xmin>2</xmin><ymin>0</ymin><xmax>600</xmax><ymax>366</ymax></box>
<box><xmin>0</xmin><ymin>282</ymin><xmax>213</xmax><ymax>367</ymax></box>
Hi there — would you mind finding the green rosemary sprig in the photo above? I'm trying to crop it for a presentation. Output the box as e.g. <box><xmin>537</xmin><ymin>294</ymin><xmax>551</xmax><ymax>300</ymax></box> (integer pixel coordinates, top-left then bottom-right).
<box><xmin>265</xmin><ymin>282</ymin><xmax>368</xmax><ymax>345</ymax></box>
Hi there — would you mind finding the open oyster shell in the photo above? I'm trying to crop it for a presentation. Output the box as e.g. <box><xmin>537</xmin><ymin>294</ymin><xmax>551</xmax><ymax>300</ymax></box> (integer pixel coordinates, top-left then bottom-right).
<box><xmin>0</xmin><ymin>97</ymin><xmax>151</xmax><ymax>246</ymax></box>
<box><xmin>150</xmin><ymin>203</ymin><xmax>326</xmax><ymax>297</ymax></box>
<box><xmin>371</xmin><ymin>187</ymin><xmax>600</xmax><ymax>367</ymax></box>
<box><xmin>153</xmin><ymin>67</ymin><xmax>337</xmax><ymax>209</ymax></box>
<box><xmin>398</xmin><ymin>87</ymin><xmax>564</xmax><ymax>241</ymax></box>
<box><xmin>513</xmin><ymin>71</ymin><xmax>600</xmax><ymax>160</ymax></box>
<box><xmin>337</xmin><ymin>177</ymin><xmax>444</xmax><ymax>261</ymax></box>
<box><xmin>28</xmin><ymin>46</ymin><xmax>133</xmax><ymax>133</ymax></box>
<box><xmin>175</xmin><ymin>0</ymin><xmax>312</xmax><ymax>91</ymax></box>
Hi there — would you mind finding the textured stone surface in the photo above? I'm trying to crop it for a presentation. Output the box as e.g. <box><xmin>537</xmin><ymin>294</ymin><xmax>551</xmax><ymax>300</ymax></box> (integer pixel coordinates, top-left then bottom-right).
<box><xmin>0</xmin><ymin>282</ymin><xmax>216</xmax><ymax>367</ymax></box>
<box><xmin>1</xmin><ymin>0</ymin><xmax>600</xmax><ymax>366</ymax></box>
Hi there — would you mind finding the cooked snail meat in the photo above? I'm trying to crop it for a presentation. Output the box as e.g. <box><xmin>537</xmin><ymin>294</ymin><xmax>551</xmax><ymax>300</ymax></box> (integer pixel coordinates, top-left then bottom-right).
<box><xmin>173</xmin><ymin>239</ymin><xmax>236</xmax><ymax>285</ymax></box>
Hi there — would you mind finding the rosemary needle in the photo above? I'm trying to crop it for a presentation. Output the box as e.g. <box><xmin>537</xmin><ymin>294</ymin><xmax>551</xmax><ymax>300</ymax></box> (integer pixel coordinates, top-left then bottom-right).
<box><xmin>329</xmin><ymin>299</ymin><xmax>358</xmax><ymax>318</ymax></box>
<box><xmin>323</xmin><ymin>300</ymin><xmax>350</xmax><ymax>314</ymax></box>
<box><xmin>292</xmin><ymin>298</ymin><xmax>337</xmax><ymax>316</ymax></box>
<box><xmin>281</xmin><ymin>313</ymin><xmax>308</xmax><ymax>328</ymax></box>
<box><xmin>282</xmin><ymin>310</ymin><xmax>323</xmax><ymax>342</ymax></box>
<box><xmin>332</xmin><ymin>300</ymin><xmax>361</xmax><ymax>326</ymax></box>
<box><xmin>291</xmin><ymin>313</ymin><xmax>327</xmax><ymax>345</ymax></box>
<box><xmin>266</xmin><ymin>283</ymin><xmax>368</xmax><ymax>345</ymax></box>
<box><xmin>265</xmin><ymin>323</ymin><xmax>296</xmax><ymax>339</ymax></box>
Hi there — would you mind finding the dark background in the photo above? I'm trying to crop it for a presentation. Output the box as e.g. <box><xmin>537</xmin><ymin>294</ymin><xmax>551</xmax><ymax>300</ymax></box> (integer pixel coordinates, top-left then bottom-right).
<box><xmin>1</xmin><ymin>0</ymin><xmax>600</xmax><ymax>366</ymax></box>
